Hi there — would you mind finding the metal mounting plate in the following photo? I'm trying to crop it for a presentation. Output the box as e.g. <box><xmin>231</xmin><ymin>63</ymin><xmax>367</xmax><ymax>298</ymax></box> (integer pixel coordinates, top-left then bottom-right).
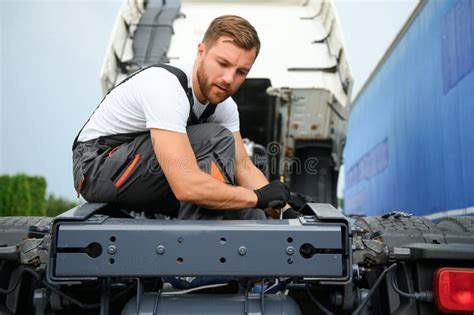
<box><xmin>50</xmin><ymin>217</ymin><xmax>350</xmax><ymax>281</ymax></box>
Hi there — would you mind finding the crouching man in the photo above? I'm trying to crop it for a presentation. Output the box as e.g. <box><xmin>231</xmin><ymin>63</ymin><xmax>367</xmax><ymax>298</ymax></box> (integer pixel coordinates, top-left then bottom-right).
<box><xmin>72</xmin><ymin>15</ymin><xmax>297</xmax><ymax>219</ymax></box>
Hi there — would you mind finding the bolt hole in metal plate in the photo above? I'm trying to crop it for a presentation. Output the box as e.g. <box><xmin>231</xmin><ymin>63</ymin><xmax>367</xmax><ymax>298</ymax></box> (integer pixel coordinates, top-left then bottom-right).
<box><xmin>110</xmin><ymin>236</ymin><xmax>116</xmax><ymax>242</ymax></box>
<box><xmin>84</xmin><ymin>242</ymin><xmax>102</xmax><ymax>258</ymax></box>
<box><xmin>287</xmin><ymin>237</ymin><xmax>293</xmax><ymax>243</ymax></box>
<box><xmin>177</xmin><ymin>257</ymin><xmax>184</xmax><ymax>264</ymax></box>
<box><xmin>299</xmin><ymin>243</ymin><xmax>341</xmax><ymax>259</ymax></box>
<box><xmin>220</xmin><ymin>257</ymin><xmax>226</xmax><ymax>263</ymax></box>
<box><xmin>300</xmin><ymin>243</ymin><xmax>316</xmax><ymax>259</ymax></box>
<box><xmin>220</xmin><ymin>237</ymin><xmax>226</xmax><ymax>244</ymax></box>
<box><xmin>109</xmin><ymin>258</ymin><xmax>115</xmax><ymax>264</ymax></box>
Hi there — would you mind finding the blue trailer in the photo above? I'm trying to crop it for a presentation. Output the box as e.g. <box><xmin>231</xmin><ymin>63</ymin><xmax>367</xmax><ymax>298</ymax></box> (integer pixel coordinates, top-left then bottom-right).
<box><xmin>344</xmin><ymin>0</ymin><xmax>474</xmax><ymax>219</ymax></box>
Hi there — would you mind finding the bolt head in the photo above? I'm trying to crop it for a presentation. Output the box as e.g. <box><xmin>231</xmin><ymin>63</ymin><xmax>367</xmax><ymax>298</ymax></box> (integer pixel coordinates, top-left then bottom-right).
<box><xmin>107</xmin><ymin>245</ymin><xmax>117</xmax><ymax>255</ymax></box>
<box><xmin>156</xmin><ymin>245</ymin><xmax>166</xmax><ymax>255</ymax></box>
<box><xmin>238</xmin><ymin>246</ymin><xmax>247</xmax><ymax>256</ymax></box>
<box><xmin>286</xmin><ymin>246</ymin><xmax>295</xmax><ymax>255</ymax></box>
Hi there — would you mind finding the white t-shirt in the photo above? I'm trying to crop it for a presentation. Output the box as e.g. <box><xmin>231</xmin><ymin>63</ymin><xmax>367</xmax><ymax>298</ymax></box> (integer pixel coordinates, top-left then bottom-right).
<box><xmin>77</xmin><ymin>63</ymin><xmax>240</xmax><ymax>142</ymax></box>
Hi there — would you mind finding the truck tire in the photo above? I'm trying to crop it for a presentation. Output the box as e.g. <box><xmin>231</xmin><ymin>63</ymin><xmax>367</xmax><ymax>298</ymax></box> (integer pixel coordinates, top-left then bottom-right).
<box><xmin>0</xmin><ymin>217</ymin><xmax>51</xmax><ymax>315</ymax></box>
<box><xmin>355</xmin><ymin>215</ymin><xmax>439</xmax><ymax>236</ymax></box>
<box><xmin>437</xmin><ymin>216</ymin><xmax>474</xmax><ymax>233</ymax></box>
<box><xmin>0</xmin><ymin>216</ymin><xmax>52</xmax><ymax>247</ymax></box>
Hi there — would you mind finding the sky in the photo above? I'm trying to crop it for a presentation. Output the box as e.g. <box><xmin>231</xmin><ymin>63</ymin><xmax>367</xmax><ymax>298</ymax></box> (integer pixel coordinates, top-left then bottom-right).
<box><xmin>334</xmin><ymin>0</ymin><xmax>419</xmax><ymax>97</ymax></box>
<box><xmin>0</xmin><ymin>0</ymin><xmax>418</xmax><ymax>200</ymax></box>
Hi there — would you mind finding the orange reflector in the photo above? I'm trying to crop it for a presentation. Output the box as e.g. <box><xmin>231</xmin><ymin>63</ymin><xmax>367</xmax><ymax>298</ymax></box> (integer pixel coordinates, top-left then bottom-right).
<box><xmin>210</xmin><ymin>161</ymin><xmax>226</xmax><ymax>183</ymax></box>
<box><xmin>114</xmin><ymin>154</ymin><xmax>140</xmax><ymax>188</ymax></box>
<box><xmin>434</xmin><ymin>267</ymin><xmax>474</xmax><ymax>313</ymax></box>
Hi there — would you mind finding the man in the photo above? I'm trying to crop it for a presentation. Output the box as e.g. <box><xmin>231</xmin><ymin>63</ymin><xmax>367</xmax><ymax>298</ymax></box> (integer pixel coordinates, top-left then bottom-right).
<box><xmin>72</xmin><ymin>15</ymin><xmax>297</xmax><ymax>219</ymax></box>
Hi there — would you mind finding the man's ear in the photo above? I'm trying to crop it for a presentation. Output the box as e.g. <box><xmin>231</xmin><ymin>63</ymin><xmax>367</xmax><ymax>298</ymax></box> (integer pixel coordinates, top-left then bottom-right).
<box><xmin>196</xmin><ymin>42</ymin><xmax>205</xmax><ymax>60</ymax></box>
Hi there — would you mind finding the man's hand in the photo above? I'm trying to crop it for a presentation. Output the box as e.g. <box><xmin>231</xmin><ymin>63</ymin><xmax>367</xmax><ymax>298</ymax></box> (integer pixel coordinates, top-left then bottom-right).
<box><xmin>254</xmin><ymin>180</ymin><xmax>290</xmax><ymax>209</ymax></box>
<box><xmin>282</xmin><ymin>207</ymin><xmax>303</xmax><ymax>219</ymax></box>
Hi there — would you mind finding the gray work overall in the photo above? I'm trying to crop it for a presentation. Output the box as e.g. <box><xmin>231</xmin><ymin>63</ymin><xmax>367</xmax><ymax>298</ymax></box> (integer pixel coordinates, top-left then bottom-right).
<box><xmin>72</xmin><ymin>64</ymin><xmax>265</xmax><ymax>220</ymax></box>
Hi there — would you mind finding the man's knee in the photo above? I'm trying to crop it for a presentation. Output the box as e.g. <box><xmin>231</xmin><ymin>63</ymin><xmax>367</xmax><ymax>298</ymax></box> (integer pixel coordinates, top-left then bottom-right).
<box><xmin>185</xmin><ymin>123</ymin><xmax>236</xmax><ymax>184</ymax></box>
<box><xmin>186</xmin><ymin>123</ymin><xmax>234</xmax><ymax>145</ymax></box>
<box><xmin>186</xmin><ymin>123</ymin><xmax>235</xmax><ymax>160</ymax></box>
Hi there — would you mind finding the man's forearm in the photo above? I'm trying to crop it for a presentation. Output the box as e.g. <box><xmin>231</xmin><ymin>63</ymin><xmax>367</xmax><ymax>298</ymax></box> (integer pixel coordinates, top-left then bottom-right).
<box><xmin>234</xmin><ymin>157</ymin><xmax>269</xmax><ymax>190</ymax></box>
<box><xmin>234</xmin><ymin>158</ymin><xmax>290</xmax><ymax>218</ymax></box>
<box><xmin>177</xmin><ymin>170</ymin><xmax>258</xmax><ymax>210</ymax></box>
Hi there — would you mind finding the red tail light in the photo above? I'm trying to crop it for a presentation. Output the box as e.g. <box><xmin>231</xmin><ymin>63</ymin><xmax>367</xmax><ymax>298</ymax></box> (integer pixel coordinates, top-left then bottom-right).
<box><xmin>433</xmin><ymin>267</ymin><xmax>474</xmax><ymax>313</ymax></box>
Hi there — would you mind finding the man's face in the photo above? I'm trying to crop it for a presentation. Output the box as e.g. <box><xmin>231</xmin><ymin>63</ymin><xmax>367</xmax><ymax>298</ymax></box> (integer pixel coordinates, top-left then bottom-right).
<box><xmin>196</xmin><ymin>36</ymin><xmax>257</xmax><ymax>104</ymax></box>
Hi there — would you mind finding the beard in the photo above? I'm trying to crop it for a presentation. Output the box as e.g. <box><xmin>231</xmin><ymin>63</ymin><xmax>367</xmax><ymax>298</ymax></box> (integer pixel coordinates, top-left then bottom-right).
<box><xmin>196</xmin><ymin>61</ymin><xmax>232</xmax><ymax>104</ymax></box>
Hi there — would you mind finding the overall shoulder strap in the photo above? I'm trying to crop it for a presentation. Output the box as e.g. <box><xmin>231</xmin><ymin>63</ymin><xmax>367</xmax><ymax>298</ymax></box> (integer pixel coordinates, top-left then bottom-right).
<box><xmin>198</xmin><ymin>104</ymin><xmax>217</xmax><ymax>123</ymax></box>
<box><xmin>72</xmin><ymin>64</ymin><xmax>193</xmax><ymax>150</ymax></box>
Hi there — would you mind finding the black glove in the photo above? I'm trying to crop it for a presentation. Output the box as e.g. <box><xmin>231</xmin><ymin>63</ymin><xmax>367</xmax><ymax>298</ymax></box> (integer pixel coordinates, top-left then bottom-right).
<box><xmin>254</xmin><ymin>180</ymin><xmax>290</xmax><ymax>209</ymax></box>
<box><xmin>288</xmin><ymin>192</ymin><xmax>316</xmax><ymax>210</ymax></box>
<box><xmin>282</xmin><ymin>207</ymin><xmax>303</xmax><ymax>219</ymax></box>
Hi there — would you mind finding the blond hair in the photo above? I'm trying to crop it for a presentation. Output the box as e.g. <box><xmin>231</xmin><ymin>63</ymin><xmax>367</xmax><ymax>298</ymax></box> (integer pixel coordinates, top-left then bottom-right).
<box><xmin>203</xmin><ymin>15</ymin><xmax>260</xmax><ymax>57</ymax></box>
